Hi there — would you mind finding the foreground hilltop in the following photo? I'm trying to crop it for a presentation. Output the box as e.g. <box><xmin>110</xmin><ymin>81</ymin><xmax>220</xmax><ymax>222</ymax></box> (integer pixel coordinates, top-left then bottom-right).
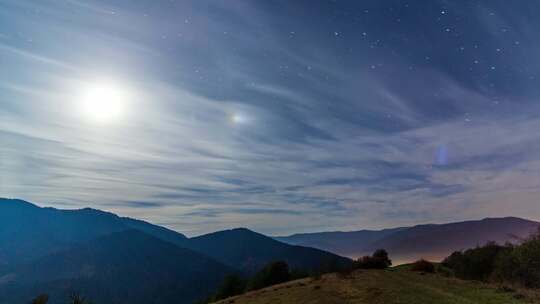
<box><xmin>215</xmin><ymin>268</ymin><xmax>540</xmax><ymax>304</ymax></box>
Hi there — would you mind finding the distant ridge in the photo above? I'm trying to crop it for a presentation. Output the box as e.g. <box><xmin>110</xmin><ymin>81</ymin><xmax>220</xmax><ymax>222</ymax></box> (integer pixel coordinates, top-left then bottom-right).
<box><xmin>187</xmin><ymin>228</ymin><xmax>352</xmax><ymax>274</ymax></box>
<box><xmin>276</xmin><ymin>217</ymin><xmax>540</xmax><ymax>264</ymax></box>
<box><xmin>0</xmin><ymin>198</ymin><xmax>188</xmax><ymax>268</ymax></box>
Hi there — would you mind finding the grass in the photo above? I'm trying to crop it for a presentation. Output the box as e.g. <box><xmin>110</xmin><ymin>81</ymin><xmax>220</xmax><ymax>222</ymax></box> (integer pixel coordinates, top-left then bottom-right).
<box><xmin>214</xmin><ymin>268</ymin><xmax>540</xmax><ymax>304</ymax></box>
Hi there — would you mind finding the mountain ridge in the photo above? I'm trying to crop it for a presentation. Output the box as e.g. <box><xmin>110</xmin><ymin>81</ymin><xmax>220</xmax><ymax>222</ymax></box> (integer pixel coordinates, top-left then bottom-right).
<box><xmin>0</xmin><ymin>198</ymin><xmax>351</xmax><ymax>304</ymax></box>
<box><xmin>188</xmin><ymin>227</ymin><xmax>352</xmax><ymax>274</ymax></box>
<box><xmin>0</xmin><ymin>229</ymin><xmax>230</xmax><ymax>304</ymax></box>
<box><xmin>276</xmin><ymin>216</ymin><xmax>540</xmax><ymax>263</ymax></box>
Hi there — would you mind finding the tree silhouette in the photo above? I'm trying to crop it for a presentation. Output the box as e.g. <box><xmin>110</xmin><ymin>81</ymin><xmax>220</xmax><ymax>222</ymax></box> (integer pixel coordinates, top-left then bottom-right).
<box><xmin>247</xmin><ymin>261</ymin><xmax>290</xmax><ymax>291</ymax></box>
<box><xmin>373</xmin><ymin>249</ymin><xmax>392</xmax><ymax>267</ymax></box>
<box><xmin>355</xmin><ymin>249</ymin><xmax>392</xmax><ymax>269</ymax></box>
<box><xmin>212</xmin><ymin>274</ymin><xmax>246</xmax><ymax>301</ymax></box>
<box><xmin>29</xmin><ymin>294</ymin><xmax>49</xmax><ymax>304</ymax></box>
<box><xmin>69</xmin><ymin>293</ymin><xmax>91</xmax><ymax>304</ymax></box>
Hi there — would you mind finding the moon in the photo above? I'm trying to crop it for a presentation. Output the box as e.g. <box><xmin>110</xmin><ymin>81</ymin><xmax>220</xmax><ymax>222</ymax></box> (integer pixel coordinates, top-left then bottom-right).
<box><xmin>80</xmin><ymin>82</ymin><xmax>128</xmax><ymax>123</ymax></box>
<box><xmin>231</xmin><ymin>113</ymin><xmax>249</xmax><ymax>125</ymax></box>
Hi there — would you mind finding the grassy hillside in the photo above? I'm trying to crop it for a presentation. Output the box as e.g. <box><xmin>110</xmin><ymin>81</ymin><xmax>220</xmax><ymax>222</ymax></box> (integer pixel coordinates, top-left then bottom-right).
<box><xmin>215</xmin><ymin>268</ymin><xmax>540</xmax><ymax>304</ymax></box>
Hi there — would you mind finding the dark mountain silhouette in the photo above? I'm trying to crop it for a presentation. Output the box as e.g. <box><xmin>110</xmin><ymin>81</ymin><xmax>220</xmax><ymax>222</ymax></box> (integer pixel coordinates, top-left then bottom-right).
<box><xmin>6</xmin><ymin>197</ymin><xmax>535</xmax><ymax>302</ymax></box>
<box><xmin>187</xmin><ymin>228</ymin><xmax>352</xmax><ymax>274</ymax></box>
<box><xmin>0</xmin><ymin>198</ymin><xmax>351</xmax><ymax>303</ymax></box>
<box><xmin>276</xmin><ymin>217</ymin><xmax>540</xmax><ymax>264</ymax></box>
<box><xmin>0</xmin><ymin>198</ymin><xmax>187</xmax><ymax>270</ymax></box>
<box><xmin>0</xmin><ymin>230</ymin><xmax>230</xmax><ymax>304</ymax></box>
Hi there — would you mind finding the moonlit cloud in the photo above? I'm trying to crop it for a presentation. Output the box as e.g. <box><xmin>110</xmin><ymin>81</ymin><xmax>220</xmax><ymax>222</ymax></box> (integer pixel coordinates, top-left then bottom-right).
<box><xmin>2</xmin><ymin>0</ymin><xmax>540</xmax><ymax>235</ymax></box>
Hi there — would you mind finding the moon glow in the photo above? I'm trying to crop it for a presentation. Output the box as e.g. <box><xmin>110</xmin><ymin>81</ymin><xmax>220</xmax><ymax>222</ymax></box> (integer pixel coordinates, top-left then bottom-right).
<box><xmin>80</xmin><ymin>82</ymin><xmax>128</xmax><ymax>123</ymax></box>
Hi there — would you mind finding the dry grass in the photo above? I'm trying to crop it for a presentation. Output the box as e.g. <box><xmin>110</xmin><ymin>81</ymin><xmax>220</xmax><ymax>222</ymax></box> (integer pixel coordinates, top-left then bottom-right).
<box><xmin>214</xmin><ymin>269</ymin><xmax>540</xmax><ymax>304</ymax></box>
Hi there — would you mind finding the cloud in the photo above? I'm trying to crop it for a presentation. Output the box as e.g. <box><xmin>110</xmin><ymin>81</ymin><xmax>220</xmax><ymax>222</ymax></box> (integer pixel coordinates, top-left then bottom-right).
<box><xmin>2</xmin><ymin>0</ymin><xmax>540</xmax><ymax>235</ymax></box>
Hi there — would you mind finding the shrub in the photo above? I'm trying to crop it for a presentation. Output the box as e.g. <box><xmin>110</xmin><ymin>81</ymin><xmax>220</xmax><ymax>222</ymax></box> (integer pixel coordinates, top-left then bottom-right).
<box><xmin>355</xmin><ymin>249</ymin><xmax>392</xmax><ymax>269</ymax></box>
<box><xmin>410</xmin><ymin>259</ymin><xmax>435</xmax><ymax>273</ymax></box>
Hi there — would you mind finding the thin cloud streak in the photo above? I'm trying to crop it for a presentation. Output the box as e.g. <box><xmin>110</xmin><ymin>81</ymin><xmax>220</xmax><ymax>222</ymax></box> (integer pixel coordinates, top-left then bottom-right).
<box><xmin>2</xmin><ymin>0</ymin><xmax>540</xmax><ymax>235</ymax></box>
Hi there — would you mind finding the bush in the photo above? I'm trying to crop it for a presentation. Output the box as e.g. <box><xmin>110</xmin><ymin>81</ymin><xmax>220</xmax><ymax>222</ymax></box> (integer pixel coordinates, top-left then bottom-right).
<box><xmin>410</xmin><ymin>259</ymin><xmax>435</xmax><ymax>273</ymax></box>
<box><xmin>355</xmin><ymin>249</ymin><xmax>392</xmax><ymax>269</ymax></box>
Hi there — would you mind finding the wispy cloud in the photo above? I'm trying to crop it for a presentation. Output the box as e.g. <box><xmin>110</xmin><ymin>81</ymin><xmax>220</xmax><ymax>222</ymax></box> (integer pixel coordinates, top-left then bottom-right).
<box><xmin>2</xmin><ymin>0</ymin><xmax>540</xmax><ymax>235</ymax></box>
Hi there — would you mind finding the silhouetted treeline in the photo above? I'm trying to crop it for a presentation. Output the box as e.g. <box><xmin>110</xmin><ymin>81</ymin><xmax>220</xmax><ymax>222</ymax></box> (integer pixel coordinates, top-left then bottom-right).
<box><xmin>30</xmin><ymin>294</ymin><xmax>49</xmax><ymax>304</ymax></box>
<box><xmin>442</xmin><ymin>228</ymin><xmax>540</xmax><ymax>288</ymax></box>
<box><xmin>29</xmin><ymin>293</ymin><xmax>91</xmax><ymax>304</ymax></box>
<box><xmin>203</xmin><ymin>256</ymin><xmax>354</xmax><ymax>303</ymax></box>
<box><xmin>202</xmin><ymin>249</ymin><xmax>393</xmax><ymax>303</ymax></box>
<box><xmin>199</xmin><ymin>261</ymin><xmax>294</xmax><ymax>303</ymax></box>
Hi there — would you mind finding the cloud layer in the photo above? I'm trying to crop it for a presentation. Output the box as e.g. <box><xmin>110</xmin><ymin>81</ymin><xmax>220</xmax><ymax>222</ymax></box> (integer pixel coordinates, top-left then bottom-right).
<box><xmin>2</xmin><ymin>0</ymin><xmax>540</xmax><ymax>235</ymax></box>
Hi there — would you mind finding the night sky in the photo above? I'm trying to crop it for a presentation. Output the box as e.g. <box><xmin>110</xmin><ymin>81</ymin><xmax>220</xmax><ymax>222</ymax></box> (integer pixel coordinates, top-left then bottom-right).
<box><xmin>2</xmin><ymin>0</ymin><xmax>540</xmax><ymax>236</ymax></box>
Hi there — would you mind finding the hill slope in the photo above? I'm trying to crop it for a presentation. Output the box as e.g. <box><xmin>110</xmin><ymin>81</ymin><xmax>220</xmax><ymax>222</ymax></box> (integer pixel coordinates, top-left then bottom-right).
<box><xmin>276</xmin><ymin>217</ymin><xmax>540</xmax><ymax>263</ymax></box>
<box><xmin>188</xmin><ymin>228</ymin><xmax>352</xmax><ymax>274</ymax></box>
<box><xmin>215</xmin><ymin>269</ymin><xmax>538</xmax><ymax>304</ymax></box>
<box><xmin>0</xmin><ymin>230</ymin><xmax>230</xmax><ymax>304</ymax></box>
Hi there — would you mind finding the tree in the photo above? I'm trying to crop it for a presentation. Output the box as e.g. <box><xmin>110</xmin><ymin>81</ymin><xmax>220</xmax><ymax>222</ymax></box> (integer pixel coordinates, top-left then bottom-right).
<box><xmin>442</xmin><ymin>242</ymin><xmax>509</xmax><ymax>281</ymax></box>
<box><xmin>410</xmin><ymin>259</ymin><xmax>435</xmax><ymax>273</ymax></box>
<box><xmin>494</xmin><ymin>230</ymin><xmax>540</xmax><ymax>288</ymax></box>
<box><xmin>29</xmin><ymin>294</ymin><xmax>49</xmax><ymax>304</ymax></box>
<box><xmin>373</xmin><ymin>249</ymin><xmax>392</xmax><ymax>267</ymax></box>
<box><xmin>69</xmin><ymin>293</ymin><xmax>91</xmax><ymax>304</ymax></box>
<box><xmin>212</xmin><ymin>274</ymin><xmax>246</xmax><ymax>301</ymax></box>
<box><xmin>355</xmin><ymin>249</ymin><xmax>392</xmax><ymax>269</ymax></box>
<box><xmin>246</xmin><ymin>261</ymin><xmax>290</xmax><ymax>291</ymax></box>
<box><xmin>443</xmin><ymin>229</ymin><xmax>540</xmax><ymax>288</ymax></box>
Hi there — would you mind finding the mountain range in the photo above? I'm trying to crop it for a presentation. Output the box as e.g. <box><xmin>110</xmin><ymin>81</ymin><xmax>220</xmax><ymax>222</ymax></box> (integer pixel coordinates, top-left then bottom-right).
<box><xmin>1</xmin><ymin>198</ymin><xmax>538</xmax><ymax>303</ymax></box>
<box><xmin>0</xmin><ymin>198</ymin><xmax>350</xmax><ymax>304</ymax></box>
<box><xmin>276</xmin><ymin>217</ymin><xmax>540</xmax><ymax>264</ymax></box>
